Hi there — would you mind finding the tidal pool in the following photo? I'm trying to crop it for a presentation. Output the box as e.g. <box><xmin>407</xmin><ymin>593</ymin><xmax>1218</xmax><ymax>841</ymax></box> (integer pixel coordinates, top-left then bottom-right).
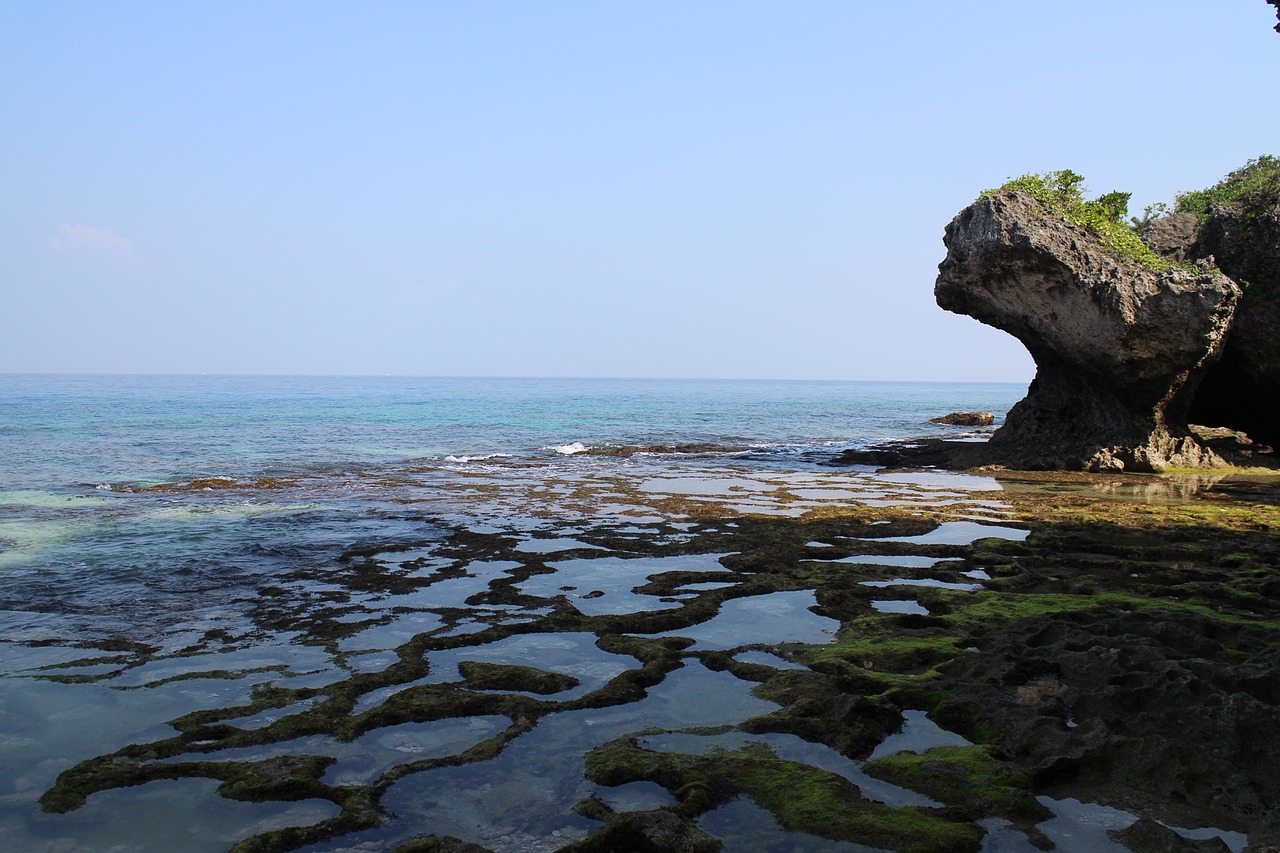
<box><xmin>421</xmin><ymin>631</ymin><xmax>641</xmax><ymax>701</ymax></box>
<box><xmin>647</xmin><ymin>590</ymin><xmax>839</xmax><ymax>649</ymax></box>
<box><xmin>827</xmin><ymin>554</ymin><xmax>942</xmax><ymax>569</ymax></box>
<box><xmin>871</xmin><ymin>600</ymin><xmax>929</xmax><ymax>615</ymax></box>
<box><xmin>307</xmin><ymin>661</ymin><xmax>779</xmax><ymax>852</ymax></box>
<box><xmin>873</xmin><ymin>521</ymin><xmax>1029</xmax><ymax>545</ymax></box>
<box><xmin>516</xmin><ymin>553</ymin><xmax>731</xmax><ymax>616</ymax></box>
<box><xmin>860</xmin><ymin>578</ymin><xmax>983</xmax><ymax>592</ymax></box>
<box><xmin>0</xmin><ymin>777</ymin><xmax>340</xmax><ymax>853</ymax></box>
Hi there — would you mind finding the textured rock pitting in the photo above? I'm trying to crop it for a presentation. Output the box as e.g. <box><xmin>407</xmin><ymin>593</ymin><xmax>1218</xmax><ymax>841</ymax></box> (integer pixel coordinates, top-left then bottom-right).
<box><xmin>936</xmin><ymin>607</ymin><xmax>1280</xmax><ymax>848</ymax></box>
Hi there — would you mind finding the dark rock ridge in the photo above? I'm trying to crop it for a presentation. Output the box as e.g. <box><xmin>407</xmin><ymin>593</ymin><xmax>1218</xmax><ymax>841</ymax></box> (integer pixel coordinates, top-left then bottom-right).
<box><xmin>935</xmin><ymin>191</ymin><xmax>1240</xmax><ymax>472</ymax></box>
<box><xmin>935</xmin><ymin>606</ymin><xmax>1280</xmax><ymax>849</ymax></box>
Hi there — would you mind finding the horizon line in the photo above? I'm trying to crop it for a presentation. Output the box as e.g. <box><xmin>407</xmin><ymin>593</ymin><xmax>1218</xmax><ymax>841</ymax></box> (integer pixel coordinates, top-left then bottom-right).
<box><xmin>0</xmin><ymin>370</ymin><xmax>1031</xmax><ymax>385</ymax></box>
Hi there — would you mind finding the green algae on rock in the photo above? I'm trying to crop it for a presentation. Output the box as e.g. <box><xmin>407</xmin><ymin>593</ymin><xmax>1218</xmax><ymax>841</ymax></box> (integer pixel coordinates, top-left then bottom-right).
<box><xmin>29</xmin><ymin>466</ymin><xmax>1280</xmax><ymax>851</ymax></box>
<box><xmin>583</xmin><ymin>736</ymin><xmax>984</xmax><ymax>853</ymax></box>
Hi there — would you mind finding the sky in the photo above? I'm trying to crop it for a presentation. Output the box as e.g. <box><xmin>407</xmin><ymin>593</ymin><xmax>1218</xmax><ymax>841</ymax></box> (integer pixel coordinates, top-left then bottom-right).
<box><xmin>2</xmin><ymin>1</ymin><xmax>1277</xmax><ymax>381</ymax></box>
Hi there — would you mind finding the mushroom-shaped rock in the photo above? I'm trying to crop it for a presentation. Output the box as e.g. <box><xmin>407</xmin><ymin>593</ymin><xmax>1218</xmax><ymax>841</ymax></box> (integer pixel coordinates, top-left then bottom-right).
<box><xmin>936</xmin><ymin>191</ymin><xmax>1240</xmax><ymax>471</ymax></box>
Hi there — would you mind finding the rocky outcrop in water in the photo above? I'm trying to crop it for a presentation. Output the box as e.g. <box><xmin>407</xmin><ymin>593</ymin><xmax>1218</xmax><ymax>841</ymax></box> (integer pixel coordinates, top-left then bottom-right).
<box><xmin>935</xmin><ymin>191</ymin><xmax>1240</xmax><ymax>472</ymax></box>
<box><xmin>930</xmin><ymin>411</ymin><xmax>995</xmax><ymax>426</ymax></box>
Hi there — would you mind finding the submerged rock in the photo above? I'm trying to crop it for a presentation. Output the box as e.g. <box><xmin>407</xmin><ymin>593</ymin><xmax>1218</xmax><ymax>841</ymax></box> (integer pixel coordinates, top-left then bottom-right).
<box><xmin>1108</xmin><ymin>818</ymin><xmax>1231</xmax><ymax>853</ymax></box>
<box><xmin>558</xmin><ymin>808</ymin><xmax>720</xmax><ymax>853</ymax></box>
<box><xmin>935</xmin><ymin>191</ymin><xmax>1240</xmax><ymax>472</ymax></box>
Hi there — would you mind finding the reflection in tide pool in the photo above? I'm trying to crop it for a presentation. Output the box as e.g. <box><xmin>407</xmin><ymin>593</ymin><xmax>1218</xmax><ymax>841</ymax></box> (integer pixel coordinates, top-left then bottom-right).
<box><xmin>517</xmin><ymin>553</ymin><xmax>730</xmax><ymax>616</ymax></box>
<box><xmin>323</xmin><ymin>716</ymin><xmax>512</xmax><ymax>786</ymax></box>
<box><xmin>1035</xmin><ymin>797</ymin><xmax>1247</xmax><ymax>853</ymax></box>
<box><xmin>829</xmin><ymin>554</ymin><xmax>942</xmax><ymax>569</ymax></box>
<box><xmin>868</xmin><ymin>710</ymin><xmax>972</xmax><ymax>760</ymax></box>
<box><xmin>594</xmin><ymin>780</ymin><xmax>677</xmax><ymax>813</ymax></box>
<box><xmin>422</xmin><ymin>631</ymin><xmax>640</xmax><ymax>701</ymax></box>
<box><xmin>2</xmin><ymin>777</ymin><xmax>339</xmax><ymax>853</ymax></box>
<box><xmin>311</xmin><ymin>662</ymin><xmax>779</xmax><ymax>852</ymax></box>
<box><xmin>861</xmin><ymin>577</ymin><xmax>982</xmax><ymax>592</ymax></box>
<box><xmin>648</xmin><ymin>590</ymin><xmax>839</xmax><ymax>649</ymax></box>
<box><xmin>734</xmin><ymin>649</ymin><xmax>807</xmax><ymax>670</ymax></box>
<box><xmin>870</xmin><ymin>600</ymin><xmax>930</xmax><ymax>616</ymax></box>
<box><xmin>874</xmin><ymin>521</ymin><xmax>1029</xmax><ymax>546</ymax></box>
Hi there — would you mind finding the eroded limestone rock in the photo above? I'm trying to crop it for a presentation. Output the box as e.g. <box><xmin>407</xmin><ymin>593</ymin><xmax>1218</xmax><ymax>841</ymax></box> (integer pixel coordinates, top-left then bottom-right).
<box><xmin>935</xmin><ymin>191</ymin><xmax>1240</xmax><ymax>471</ymax></box>
<box><xmin>930</xmin><ymin>411</ymin><xmax>995</xmax><ymax>426</ymax></box>
<box><xmin>1186</xmin><ymin>196</ymin><xmax>1280</xmax><ymax>448</ymax></box>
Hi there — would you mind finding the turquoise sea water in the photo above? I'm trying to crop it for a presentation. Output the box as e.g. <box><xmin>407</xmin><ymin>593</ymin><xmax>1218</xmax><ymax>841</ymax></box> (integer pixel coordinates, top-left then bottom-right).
<box><xmin>0</xmin><ymin>375</ymin><xmax>1022</xmax><ymax>645</ymax></box>
<box><xmin>8</xmin><ymin>374</ymin><xmax>1225</xmax><ymax>853</ymax></box>
<box><xmin>0</xmin><ymin>374</ymin><xmax>1023</xmax><ymax>489</ymax></box>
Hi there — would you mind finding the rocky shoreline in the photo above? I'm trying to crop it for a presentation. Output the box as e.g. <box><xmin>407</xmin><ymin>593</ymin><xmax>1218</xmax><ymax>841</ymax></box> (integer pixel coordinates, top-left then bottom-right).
<box><xmin>22</xmin><ymin>160</ymin><xmax>1280</xmax><ymax>853</ymax></box>
<box><xmin>29</xmin><ymin>458</ymin><xmax>1280</xmax><ymax>853</ymax></box>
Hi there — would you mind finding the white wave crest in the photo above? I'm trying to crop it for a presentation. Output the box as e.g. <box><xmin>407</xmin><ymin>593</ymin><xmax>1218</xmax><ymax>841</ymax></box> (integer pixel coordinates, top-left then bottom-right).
<box><xmin>443</xmin><ymin>453</ymin><xmax>512</xmax><ymax>463</ymax></box>
<box><xmin>546</xmin><ymin>442</ymin><xmax>589</xmax><ymax>455</ymax></box>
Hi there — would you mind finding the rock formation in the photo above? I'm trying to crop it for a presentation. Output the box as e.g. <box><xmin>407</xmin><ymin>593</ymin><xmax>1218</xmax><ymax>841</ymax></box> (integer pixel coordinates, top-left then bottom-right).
<box><xmin>935</xmin><ymin>606</ymin><xmax>1280</xmax><ymax>848</ymax></box>
<box><xmin>1184</xmin><ymin>194</ymin><xmax>1280</xmax><ymax>448</ymax></box>
<box><xmin>935</xmin><ymin>191</ymin><xmax>1240</xmax><ymax>472</ymax></box>
<box><xmin>930</xmin><ymin>411</ymin><xmax>995</xmax><ymax>426</ymax></box>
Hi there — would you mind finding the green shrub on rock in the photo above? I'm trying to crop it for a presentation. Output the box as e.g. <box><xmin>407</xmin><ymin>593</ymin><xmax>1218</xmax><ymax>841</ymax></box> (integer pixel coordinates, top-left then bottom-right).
<box><xmin>1175</xmin><ymin>155</ymin><xmax>1280</xmax><ymax>221</ymax></box>
<box><xmin>982</xmin><ymin>170</ymin><xmax>1173</xmax><ymax>271</ymax></box>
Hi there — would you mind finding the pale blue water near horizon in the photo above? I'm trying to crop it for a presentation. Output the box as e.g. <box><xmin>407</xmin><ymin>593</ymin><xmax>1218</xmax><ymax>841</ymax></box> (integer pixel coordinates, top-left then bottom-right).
<box><xmin>0</xmin><ymin>374</ymin><xmax>1023</xmax><ymax>490</ymax></box>
<box><xmin>3</xmin><ymin>375</ymin><xmax>1242</xmax><ymax>853</ymax></box>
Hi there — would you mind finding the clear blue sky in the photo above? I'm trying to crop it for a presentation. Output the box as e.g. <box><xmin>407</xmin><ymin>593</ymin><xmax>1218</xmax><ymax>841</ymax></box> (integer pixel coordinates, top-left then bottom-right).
<box><xmin>3</xmin><ymin>1</ymin><xmax>1276</xmax><ymax>380</ymax></box>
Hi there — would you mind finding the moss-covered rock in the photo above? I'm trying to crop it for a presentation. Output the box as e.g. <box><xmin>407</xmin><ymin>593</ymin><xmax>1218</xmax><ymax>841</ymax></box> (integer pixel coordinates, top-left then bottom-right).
<box><xmin>456</xmin><ymin>660</ymin><xmax>580</xmax><ymax>694</ymax></box>
<box><xmin>864</xmin><ymin>744</ymin><xmax>1049</xmax><ymax>825</ymax></box>
<box><xmin>584</xmin><ymin>737</ymin><xmax>982</xmax><ymax>853</ymax></box>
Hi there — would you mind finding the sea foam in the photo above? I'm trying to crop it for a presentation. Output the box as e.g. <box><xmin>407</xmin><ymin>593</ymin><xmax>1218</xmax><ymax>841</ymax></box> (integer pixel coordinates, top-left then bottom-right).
<box><xmin>546</xmin><ymin>442</ymin><xmax>589</xmax><ymax>455</ymax></box>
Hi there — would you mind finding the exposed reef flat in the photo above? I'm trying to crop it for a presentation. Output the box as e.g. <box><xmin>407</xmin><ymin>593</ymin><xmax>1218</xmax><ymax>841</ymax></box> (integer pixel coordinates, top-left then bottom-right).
<box><xmin>829</xmin><ymin>426</ymin><xmax>1279</xmax><ymax>473</ymax></box>
<box><xmin>13</xmin><ymin>458</ymin><xmax>1279</xmax><ymax>853</ymax></box>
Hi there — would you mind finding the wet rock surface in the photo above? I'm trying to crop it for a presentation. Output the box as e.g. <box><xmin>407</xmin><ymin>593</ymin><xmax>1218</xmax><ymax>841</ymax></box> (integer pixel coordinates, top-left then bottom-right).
<box><xmin>935</xmin><ymin>191</ymin><xmax>1240</xmax><ymax>472</ymax></box>
<box><xmin>14</xmin><ymin>462</ymin><xmax>1280</xmax><ymax>853</ymax></box>
<box><xmin>1109</xmin><ymin>818</ymin><xmax>1232</xmax><ymax>853</ymax></box>
<box><xmin>936</xmin><ymin>606</ymin><xmax>1280</xmax><ymax>848</ymax></box>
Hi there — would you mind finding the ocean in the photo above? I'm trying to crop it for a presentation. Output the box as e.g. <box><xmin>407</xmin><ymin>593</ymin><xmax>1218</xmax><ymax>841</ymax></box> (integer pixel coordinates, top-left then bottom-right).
<box><xmin>1</xmin><ymin>373</ymin><xmax>1086</xmax><ymax>853</ymax></box>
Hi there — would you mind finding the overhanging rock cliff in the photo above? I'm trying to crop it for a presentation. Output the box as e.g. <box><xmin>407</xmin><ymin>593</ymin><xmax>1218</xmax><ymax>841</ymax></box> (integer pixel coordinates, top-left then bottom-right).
<box><xmin>1185</xmin><ymin>192</ymin><xmax>1280</xmax><ymax>447</ymax></box>
<box><xmin>935</xmin><ymin>191</ymin><xmax>1240</xmax><ymax>472</ymax></box>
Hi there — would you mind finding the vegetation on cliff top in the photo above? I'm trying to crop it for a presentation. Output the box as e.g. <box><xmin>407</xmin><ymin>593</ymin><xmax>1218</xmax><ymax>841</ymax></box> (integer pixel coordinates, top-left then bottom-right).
<box><xmin>983</xmin><ymin>157</ymin><xmax>1279</xmax><ymax>273</ymax></box>
<box><xmin>1176</xmin><ymin>154</ymin><xmax>1280</xmax><ymax>220</ymax></box>
<box><xmin>982</xmin><ymin>169</ymin><xmax>1175</xmax><ymax>272</ymax></box>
